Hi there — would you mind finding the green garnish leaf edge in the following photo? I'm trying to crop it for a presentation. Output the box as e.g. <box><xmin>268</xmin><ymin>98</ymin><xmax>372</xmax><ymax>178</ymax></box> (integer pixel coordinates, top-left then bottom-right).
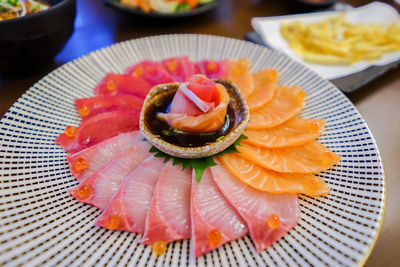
<box><xmin>148</xmin><ymin>134</ymin><xmax>248</xmax><ymax>183</ymax></box>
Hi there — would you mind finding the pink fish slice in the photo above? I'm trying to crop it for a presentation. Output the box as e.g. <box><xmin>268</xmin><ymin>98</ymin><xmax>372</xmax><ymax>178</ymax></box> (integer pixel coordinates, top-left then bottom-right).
<box><xmin>195</xmin><ymin>60</ymin><xmax>230</xmax><ymax>79</ymax></box>
<box><xmin>69</xmin><ymin>141</ymin><xmax>152</xmax><ymax>210</ymax></box>
<box><xmin>142</xmin><ymin>161</ymin><xmax>192</xmax><ymax>245</ymax></box>
<box><xmin>94</xmin><ymin>73</ymin><xmax>152</xmax><ymax>98</ymax></box>
<box><xmin>191</xmin><ymin>168</ymin><xmax>248</xmax><ymax>258</ymax></box>
<box><xmin>161</xmin><ymin>56</ymin><xmax>195</xmax><ymax>82</ymax></box>
<box><xmin>55</xmin><ymin>110</ymin><xmax>140</xmax><ymax>153</ymax></box>
<box><xmin>210</xmin><ymin>163</ymin><xmax>300</xmax><ymax>253</ymax></box>
<box><xmin>95</xmin><ymin>156</ymin><xmax>165</xmax><ymax>232</ymax></box>
<box><xmin>125</xmin><ymin>60</ymin><xmax>175</xmax><ymax>86</ymax></box>
<box><xmin>74</xmin><ymin>95</ymin><xmax>144</xmax><ymax>121</ymax></box>
<box><xmin>66</xmin><ymin>131</ymin><xmax>143</xmax><ymax>182</ymax></box>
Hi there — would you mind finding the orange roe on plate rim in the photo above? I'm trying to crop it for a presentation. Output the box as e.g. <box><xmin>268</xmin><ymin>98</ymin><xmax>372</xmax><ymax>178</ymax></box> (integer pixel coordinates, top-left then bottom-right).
<box><xmin>132</xmin><ymin>66</ymin><xmax>144</xmax><ymax>76</ymax></box>
<box><xmin>297</xmin><ymin>91</ymin><xmax>306</xmax><ymax>102</ymax></box>
<box><xmin>308</xmin><ymin>121</ymin><xmax>320</xmax><ymax>134</ymax></box>
<box><xmin>105</xmin><ymin>215</ymin><xmax>120</xmax><ymax>230</ymax></box>
<box><xmin>267</xmin><ymin>214</ymin><xmax>281</xmax><ymax>229</ymax></box>
<box><xmin>152</xmin><ymin>240</ymin><xmax>167</xmax><ymax>256</ymax></box>
<box><xmin>322</xmin><ymin>151</ymin><xmax>334</xmax><ymax>163</ymax></box>
<box><xmin>77</xmin><ymin>184</ymin><xmax>92</xmax><ymax>199</ymax></box>
<box><xmin>166</xmin><ymin>60</ymin><xmax>177</xmax><ymax>72</ymax></box>
<box><xmin>207</xmin><ymin>61</ymin><xmax>218</xmax><ymax>72</ymax></box>
<box><xmin>78</xmin><ymin>105</ymin><xmax>90</xmax><ymax>116</ymax></box>
<box><xmin>65</xmin><ymin>126</ymin><xmax>77</xmax><ymax>138</ymax></box>
<box><xmin>74</xmin><ymin>158</ymin><xmax>88</xmax><ymax>172</ymax></box>
<box><xmin>208</xmin><ymin>229</ymin><xmax>222</xmax><ymax>248</ymax></box>
<box><xmin>106</xmin><ymin>80</ymin><xmax>117</xmax><ymax>92</ymax></box>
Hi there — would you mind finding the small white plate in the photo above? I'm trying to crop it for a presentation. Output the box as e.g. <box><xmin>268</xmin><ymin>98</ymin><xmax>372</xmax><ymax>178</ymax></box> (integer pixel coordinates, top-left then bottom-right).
<box><xmin>252</xmin><ymin>1</ymin><xmax>400</xmax><ymax>80</ymax></box>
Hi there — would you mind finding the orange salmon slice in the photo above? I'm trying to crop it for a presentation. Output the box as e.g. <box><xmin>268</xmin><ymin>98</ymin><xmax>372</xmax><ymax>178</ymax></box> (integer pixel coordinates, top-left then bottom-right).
<box><xmin>228</xmin><ymin>58</ymin><xmax>254</xmax><ymax>98</ymax></box>
<box><xmin>246</xmin><ymin>69</ymin><xmax>278</xmax><ymax>112</ymax></box>
<box><xmin>219</xmin><ymin>154</ymin><xmax>330</xmax><ymax>196</ymax></box>
<box><xmin>247</xmin><ymin>86</ymin><xmax>306</xmax><ymax>129</ymax></box>
<box><xmin>237</xmin><ymin>141</ymin><xmax>341</xmax><ymax>173</ymax></box>
<box><xmin>244</xmin><ymin>117</ymin><xmax>325</xmax><ymax>148</ymax></box>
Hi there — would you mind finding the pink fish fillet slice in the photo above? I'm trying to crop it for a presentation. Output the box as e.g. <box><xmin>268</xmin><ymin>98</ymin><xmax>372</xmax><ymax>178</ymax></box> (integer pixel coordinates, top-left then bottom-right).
<box><xmin>66</xmin><ymin>131</ymin><xmax>143</xmax><ymax>182</ymax></box>
<box><xmin>210</xmin><ymin>163</ymin><xmax>300</xmax><ymax>252</ymax></box>
<box><xmin>142</xmin><ymin>162</ymin><xmax>192</xmax><ymax>245</ymax></box>
<box><xmin>191</xmin><ymin>168</ymin><xmax>248</xmax><ymax>257</ymax></box>
<box><xmin>69</xmin><ymin>141</ymin><xmax>152</xmax><ymax>210</ymax></box>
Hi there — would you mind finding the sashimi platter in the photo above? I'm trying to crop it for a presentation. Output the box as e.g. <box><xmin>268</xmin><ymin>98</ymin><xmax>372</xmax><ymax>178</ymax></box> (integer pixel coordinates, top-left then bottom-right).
<box><xmin>0</xmin><ymin>35</ymin><xmax>385</xmax><ymax>266</ymax></box>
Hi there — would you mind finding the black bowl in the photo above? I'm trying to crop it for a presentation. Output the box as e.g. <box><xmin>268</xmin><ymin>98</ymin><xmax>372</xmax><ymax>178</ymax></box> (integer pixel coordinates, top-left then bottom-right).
<box><xmin>0</xmin><ymin>0</ymin><xmax>76</xmax><ymax>73</ymax></box>
<box><xmin>290</xmin><ymin>0</ymin><xmax>336</xmax><ymax>12</ymax></box>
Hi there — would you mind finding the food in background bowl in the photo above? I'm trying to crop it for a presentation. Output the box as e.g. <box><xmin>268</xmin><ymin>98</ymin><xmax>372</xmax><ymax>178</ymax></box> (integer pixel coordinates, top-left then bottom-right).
<box><xmin>121</xmin><ymin>0</ymin><xmax>215</xmax><ymax>13</ymax></box>
<box><xmin>0</xmin><ymin>0</ymin><xmax>50</xmax><ymax>21</ymax></box>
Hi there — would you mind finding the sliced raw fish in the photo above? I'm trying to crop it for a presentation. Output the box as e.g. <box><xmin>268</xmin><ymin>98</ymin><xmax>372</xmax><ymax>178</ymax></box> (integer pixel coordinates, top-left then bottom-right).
<box><xmin>162</xmin><ymin>56</ymin><xmax>195</xmax><ymax>82</ymax></box>
<box><xmin>191</xmin><ymin>168</ymin><xmax>248</xmax><ymax>257</ymax></box>
<box><xmin>74</xmin><ymin>95</ymin><xmax>143</xmax><ymax>120</ymax></box>
<box><xmin>246</xmin><ymin>69</ymin><xmax>278</xmax><ymax>112</ymax></box>
<box><xmin>247</xmin><ymin>86</ymin><xmax>306</xmax><ymax>129</ymax></box>
<box><xmin>142</xmin><ymin>162</ymin><xmax>192</xmax><ymax>245</ymax></box>
<box><xmin>156</xmin><ymin>83</ymin><xmax>229</xmax><ymax>133</ymax></box>
<box><xmin>228</xmin><ymin>58</ymin><xmax>254</xmax><ymax>98</ymax></box>
<box><xmin>194</xmin><ymin>60</ymin><xmax>230</xmax><ymax>79</ymax></box>
<box><xmin>94</xmin><ymin>73</ymin><xmax>152</xmax><ymax>98</ymax></box>
<box><xmin>69</xmin><ymin>141</ymin><xmax>152</xmax><ymax>210</ymax></box>
<box><xmin>238</xmin><ymin>141</ymin><xmax>341</xmax><ymax>173</ymax></box>
<box><xmin>95</xmin><ymin>156</ymin><xmax>164</xmax><ymax>233</ymax></box>
<box><xmin>219</xmin><ymin>154</ymin><xmax>330</xmax><ymax>196</ymax></box>
<box><xmin>244</xmin><ymin>117</ymin><xmax>325</xmax><ymax>148</ymax></box>
<box><xmin>210</xmin><ymin>163</ymin><xmax>300</xmax><ymax>253</ymax></box>
<box><xmin>66</xmin><ymin>131</ymin><xmax>143</xmax><ymax>181</ymax></box>
<box><xmin>168</xmin><ymin>89</ymin><xmax>203</xmax><ymax>116</ymax></box>
<box><xmin>125</xmin><ymin>60</ymin><xmax>175</xmax><ymax>86</ymax></box>
<box><xmin>55</xmin><ymin>110</ymin><xmax>140</xmax><ymax>153</ymax></box>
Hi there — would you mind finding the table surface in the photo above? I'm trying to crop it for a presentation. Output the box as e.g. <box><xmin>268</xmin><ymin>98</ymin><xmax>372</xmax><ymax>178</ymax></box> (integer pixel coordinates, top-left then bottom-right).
<box><xmin>1</xmin><ymin>0</ymin><xmax>399</xmax><ymax>266</ymax></box>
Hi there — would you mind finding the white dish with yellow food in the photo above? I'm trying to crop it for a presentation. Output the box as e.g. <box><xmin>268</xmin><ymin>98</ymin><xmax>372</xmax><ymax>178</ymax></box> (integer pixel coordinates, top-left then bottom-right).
<box><xmin>252</xmin><ymin>1</ymin><xmax>400</xmax><ymax>79</ymax></box>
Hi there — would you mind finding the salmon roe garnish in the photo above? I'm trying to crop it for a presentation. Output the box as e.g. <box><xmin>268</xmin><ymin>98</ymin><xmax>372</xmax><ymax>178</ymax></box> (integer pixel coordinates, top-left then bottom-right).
<box><xmin>77</xmin><ymin>184</ymin><xmax>92</xmax><ymax>199</ymax></box>
<box><xmin>106</xmin><ymin>80</ymin><xmax>117</xmax><ymax>92</ymax></box>
<box><xmin>105</xmin><ymin>215</ymin><xmax>120</xmax><ymax>230</ymax></box>
<box><xmin>65</xmin><ymin>126</ymin><xmax>77</xmax><ymax>138</ymax></box>
<box><xmin>297</xmin><ymin>91</ymin><xmax>306</xmax><ymax>102</ymax></box>
<box><xmin>322</xmin><ymin>151</ymin><xmax>334</xmax><ymax>163</ymax></box>
<box><xmin>207</xmin><ymin>61</ymin><xmax>218</xmax><ymax>72</ymax></box>
<box><xmin>267</xmin><ymin>214</ymin><xmax>281</xmax><ymax>229</ymax></box>
<box><xmin>78</xmin><ymin>105</ymin><xmax>90</xmax><ymax>116</ymax></box>
<box><xmin>208</xmin><ymin>229</ymin><xmax>222</xmax><ymax>248</ymax></box>
<box><xmin>132</xmin><ymin>66</ymin><xmax>144</xmax><ymax>77</ymax></box>
<box><xmin>308</xmin><ymin>121</ymin><xmax>320</xmax><ymax>134</ymax></box>
<box><xmin>167</xmin><ymin>60</ymin><xmax>177</xmax><ymax>72</ymax></box>
<box><xmin>74</xmin><ymin>157</ymin><xmax>88</xmax><ymax>172</ymax></box>
<box><xmin>152</xmin><ymin>240</ymin><xmax>167</xmax><ymax>256</ymax></box>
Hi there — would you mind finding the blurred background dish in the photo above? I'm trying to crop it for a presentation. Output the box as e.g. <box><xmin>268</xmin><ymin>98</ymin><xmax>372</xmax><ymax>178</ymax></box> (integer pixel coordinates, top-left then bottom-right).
<box><xmin>290</xmin><ymin>0</ymin><xmax>337</xmax><ymax>12</ymax></box>
<box><xmin>104</xmin><ymin>0</ymin><xmax>227</xmax><ymax>18</ymax></box>
<box><xmin>0</xmin><ymin>0</ymin><xmax>76</xmax><ymax>73</ymax></box>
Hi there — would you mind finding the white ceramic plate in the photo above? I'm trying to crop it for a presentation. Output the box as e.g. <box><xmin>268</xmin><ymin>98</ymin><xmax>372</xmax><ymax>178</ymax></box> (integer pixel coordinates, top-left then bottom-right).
<box><xmin>252</xmin><ymin>1</ymin><xmax>400</xmax><ymax>80</ymax></box>
<box><xmin>0</xmin><ymin>34</ymin><xmax>385</xmax><ymax>266</ymax></box>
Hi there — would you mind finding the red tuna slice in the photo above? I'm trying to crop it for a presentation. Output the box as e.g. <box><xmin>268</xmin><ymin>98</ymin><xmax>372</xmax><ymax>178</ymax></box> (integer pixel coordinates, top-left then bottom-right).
<box><xmin>95</xmin><ymin>156</ymin><xmax>164</xmax><ymax>233</ymax></box>
<box><xmin>191</xmin><ymin>168</ymin><xmax>248</xmax><ymax>257</ymax></box>
<box><xmin>66</xmin><ymin>131</ymin><xmax>143</xmax><ymax>182</ymax></box>
<box><xmin>75</xmin><ymin>95</ymin><xmax>144</xmax><ymax>121</ymax></box>
<box><xmin>94</xmin><ymin>73</ymin><xmax>152</xmax><ymax>99</ymax></box>
<box><xmin>125</xmin><ymin>60</ymin><xmax>175</xmax><ymax>86</ymax></box>
<box><xmin>55</xmin><ymin>110</ymin><xmax>140</xmax><ymax>154</ymax></box>
<box><xmin>69</xmin><ymin>141</ymin><xmax>152</xmax><ymax>210</ymax></box>
<box><xmin>162</xmin><ymin>56</ymin><xmax>195</xmax><ymax>82</ymax></box>
<box><xmin>142</xmin><ymin>161</ymin><xmax>192</xmax><ymax>245</ymax></box>
<box><xmin>195</xmin><ymin>60</ymin><xmax>230</xmax><ymax>79</ymax></box>
<box><xmin>210</xmin><ymin>163</ymin><xmax>300</xmax><ymax>253</ymax></box>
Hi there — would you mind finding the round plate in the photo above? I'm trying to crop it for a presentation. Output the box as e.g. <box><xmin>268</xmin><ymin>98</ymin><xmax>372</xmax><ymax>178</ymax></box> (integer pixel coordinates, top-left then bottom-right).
<box><xmin>104</xmin><ymin>0</ymin><xmax>227</xmax><ymax>19</ymax></box>
<box><xmin>0</xmin><ymin>34</ymin><xmax>385</xmax><ymax>266</ymax></box>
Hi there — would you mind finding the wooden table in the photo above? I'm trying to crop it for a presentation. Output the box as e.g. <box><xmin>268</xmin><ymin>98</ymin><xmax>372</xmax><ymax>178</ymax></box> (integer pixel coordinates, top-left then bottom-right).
<box><xmin>1</xmin><ymin>0</ymin><xmax>398</xmax><ymax>266</ymax></box>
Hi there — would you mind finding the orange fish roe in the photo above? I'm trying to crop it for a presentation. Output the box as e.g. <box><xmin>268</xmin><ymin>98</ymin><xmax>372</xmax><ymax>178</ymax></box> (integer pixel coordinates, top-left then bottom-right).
<box><xmin>308</xmin><ymin>121</ymin><xmax>320</xmax><ymax>134</ymax></box>
<box><xmin>207</xmin><ymin>61</ymin><xmax>218</xmax><ymax>72</ymax></box>
<box><xmin>322</xmin><ymin>151</ymin><xmax>334</xmax><ymax>163</ymax></box>
<box><xmin>106</xmin><ymin>80</ymin><xmax>117</xmax><ymax>92</ymax></box>
<box><xmin>77</xmin><ymin>184</ymin><xmax>92</xmax><ymax>199</ymax></box>
<box><xmin>297</xmin><ymin>91</ymin><xmax>306</xmax><ymax>102</ymax></box>
<box><xmin>208</xmin><ymin>229</ymin><xmax>222</xmax><ymax>248</ymax></box>
<box><xmin>65</xmin><ymin>126</ymin><xmax>77</xmax><ymax>138</ymax></box>
<box><xmin>166</xmin><ymin>60</ymin><xmax>177</xmax><ymax>72</ymax></box>
<box><xmin>152</xmin><ymin>240</ymin><xmax>167</xmax><ymax>256</ymax></box>
<box><xmin>105</xmin><ymin>215</ymin><xmax>120</xmax><ymax>230</ymax></box>
<box><xmin>132</xmin><ymin>66</ymin><xmax>144</xmax><ymax>77</ymax></box>
<box><xmin>267</xmin><ymin>214</ymin><xmax>281</xmax><ymax>229</ymax></box>
<box><xmin>78</xmin><ymin>105</ymin><xmax>90</xmax><ymax>116</ymax></box>
<box><xmin>74</xmin><ymin>157</ymin><xmax>88</xmax><ymax>172</ymax></box>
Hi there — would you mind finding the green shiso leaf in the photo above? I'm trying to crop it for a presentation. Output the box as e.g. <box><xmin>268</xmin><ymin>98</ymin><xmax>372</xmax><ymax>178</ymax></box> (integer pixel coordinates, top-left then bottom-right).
<box><xmin>148</xmin><ymin>134</ymin><xmax>247</xmax><ymax>183</ymax></box>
